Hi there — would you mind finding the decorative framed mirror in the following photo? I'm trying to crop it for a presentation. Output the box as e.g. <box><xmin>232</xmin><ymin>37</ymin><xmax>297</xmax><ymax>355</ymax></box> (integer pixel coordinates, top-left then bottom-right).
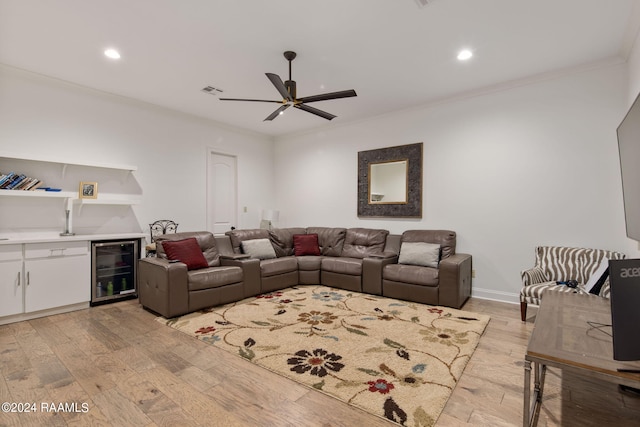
<box><xmin>358</xmin><ymin>142</ymin><xmax>423</xmax><ymax>218</ymax></box>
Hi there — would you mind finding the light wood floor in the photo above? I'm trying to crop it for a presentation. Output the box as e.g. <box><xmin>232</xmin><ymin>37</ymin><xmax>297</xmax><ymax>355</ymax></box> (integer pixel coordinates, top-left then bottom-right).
<box><xmin>1</xmin><ymin>297</ymin><xmax>639</xmax><ymax>426</ymax></box>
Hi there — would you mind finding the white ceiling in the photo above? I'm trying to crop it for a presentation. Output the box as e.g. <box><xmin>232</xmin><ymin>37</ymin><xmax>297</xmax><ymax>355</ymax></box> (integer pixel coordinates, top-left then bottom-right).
<box><xmin>1</xmin><ymin>0</ymin><xmax>639</xmax><ymax>137</ymax></box>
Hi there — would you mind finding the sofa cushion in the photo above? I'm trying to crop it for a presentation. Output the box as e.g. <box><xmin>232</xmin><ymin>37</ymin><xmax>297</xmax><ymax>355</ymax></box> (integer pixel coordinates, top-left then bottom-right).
<box><xmin>187</xmin><ymin>266</ymin><xmax>243</xmax><ymax>291</ymax></box>
<box><xmin>296</xmin><ymin>256</ymin><xmax>323</xmax><ymax>271</ymax></box>
<box><xmin>321</xmin><ymin>257</ymin><xmax>363</xmax><ymax>276</ymax></box>
<box><xmin>293</xmin><ymin>233</ymin><xmax>321</xmax><ymax>256</ymax></box>
<box><xmin>341</xmin><ymin>228</ymin><xmax>389</xmax><ymax>259</ymax></box>
<box><xmin>161</xmin><ymin>238</ymin><xmax>209</xmax><ymax>270</ymax></box>
<box><xmin>260</xmin><ymin>257</ymin><xmax>298</xmax><ymax>277</ymax></box>
<box><xmin>398</xmin><ymin>242</ymin><xmax>440</xmax><ymax>268</ymax></box>
<box><xmin>241</xmin><ymin>238</ymin><xmax>277</xmax><ymax>260</ymax></box>
<box><xmin>383</xmin><ymin>263</ymin><xmax>439</xmax><ymax>287</ymax></box>
<box><xmin>269</xmin><ymin>227</ymin><xmax>307</xmax><ymax>257</ymax></box>
<box><xmin>306</xmin><ymin>227</ymin><xmax>346</xmax><ymax>257</ymax></box>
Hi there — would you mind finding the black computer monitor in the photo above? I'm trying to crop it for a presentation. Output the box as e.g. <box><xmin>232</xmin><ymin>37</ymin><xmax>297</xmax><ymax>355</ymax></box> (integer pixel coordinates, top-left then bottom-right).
<box><xmin>608</xmin><ymin>259</ymin><xmax>640</xmax><ymax>361</ymax></box>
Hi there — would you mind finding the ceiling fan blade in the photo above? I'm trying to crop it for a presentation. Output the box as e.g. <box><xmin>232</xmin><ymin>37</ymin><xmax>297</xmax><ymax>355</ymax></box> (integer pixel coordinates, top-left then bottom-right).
<box><xmin>264</xmin><ymin>104</ymin><xmax>290</xmax><ymax>121</ymax></box>
<box><xmin>294</xmin><ymin>103</ymin><xmax>336</xmax><ymax>121</ymax></box>
<box><xmin>297</xmin><ymin>89</ymin><xmax>357</xmax><ymax>104</ymax></box>
<box><xmin>266</xmin><ymin>73</ymin><xmax>293</xmax><ymax>101</ymax></box>
<box><xmin>219</xmin><ymin>98</ymin><xmax>282</xmax><ymax>103</ymax></box>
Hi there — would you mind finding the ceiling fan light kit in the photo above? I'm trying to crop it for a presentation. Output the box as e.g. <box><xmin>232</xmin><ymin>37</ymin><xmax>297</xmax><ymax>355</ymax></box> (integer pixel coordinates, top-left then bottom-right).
<box><xmin>219</xmin><ymin>51</ymin><xmax>357</xmax><ymax>121</ymax></box>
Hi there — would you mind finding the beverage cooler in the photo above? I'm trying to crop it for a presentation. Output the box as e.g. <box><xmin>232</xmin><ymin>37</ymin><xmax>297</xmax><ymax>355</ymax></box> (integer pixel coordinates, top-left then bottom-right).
<box><xmin>91</xmin><ymin>239</ymin><xmax>140</xmax><ymax>305</ymax></box>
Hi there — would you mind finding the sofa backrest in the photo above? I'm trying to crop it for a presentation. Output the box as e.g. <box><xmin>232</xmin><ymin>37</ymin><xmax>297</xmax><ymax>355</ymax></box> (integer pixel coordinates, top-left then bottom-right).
<box><xmin>342</xmin><ymin>228</ymin><xmax>389</xmax><ymax>259</ymax></box>
<box><xmin>401</xmin><ymin>230</ymin><xmax>457</xmax><ymax>260</ymax></box>
<box><xmin>214</xmin><ymin>235</ymin><xmax>235</xmax><ymax>256</ymax></box>
<box><xmin>306</xmin><ymin>227</ymin><xmax>346</xmax><ymax>257</ymax></box>
<box><xmin>155</xmin><ymin>231</ymin><xmax>221</xmax><ymax>267</ymax></box>
<box><xmin>385</xmin><ymin>234</ymin><xmax>402</xmax><ymax>255</ymax></box>
<box><xmin>535</xmin><ymin>246</ymin><xmax>626</xmax><ymax>283</ymax></box>
<box><xmin>226</xmin><ymin>229</ymin><xmax>269</xmax><ymax>254</ymax></box>
<box><xmin>269</xmin><ymin>227</ymin><xmax>307</xmax><ymax>257</ymax></box>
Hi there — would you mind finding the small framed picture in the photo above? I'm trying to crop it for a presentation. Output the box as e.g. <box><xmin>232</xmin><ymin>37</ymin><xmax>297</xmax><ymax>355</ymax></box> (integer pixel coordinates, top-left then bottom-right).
<box><xmin>79</xmin><ymin>181</ymin><xmax>98</xmax><ymax>199</ymax></box>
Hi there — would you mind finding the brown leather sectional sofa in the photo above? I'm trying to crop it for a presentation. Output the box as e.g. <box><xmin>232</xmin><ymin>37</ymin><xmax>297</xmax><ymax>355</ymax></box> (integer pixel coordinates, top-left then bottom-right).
<box><xmin>137</xmin><ymin>227</ymin><xmax>472</xmax><ymax>318</ymax></box>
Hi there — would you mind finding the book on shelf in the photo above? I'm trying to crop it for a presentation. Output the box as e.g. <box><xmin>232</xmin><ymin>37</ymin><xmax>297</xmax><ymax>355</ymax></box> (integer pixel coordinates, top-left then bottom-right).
<box><xmin>0</xmin><ymin>171</ymin><xmax>47</xmax><ymax>191</ymax></box>
<box><xmin>14</xmin><ymin>177</ymin><xmax>34</xmax><ymax>190</ymax></box>
<box><xmin>25</xmin><ymin>179</ymin><xmax>43</xmax><ymax>191</ymax></box>
<box><xmin>0</xmin><ymin>172</ymin><xmax>16</xmax><ymax>188</ymax></box>
<box><xmin>6</xmin><ymin>174</ymin><xmax>27</xmax><ymax>190</ymax></box>
<box><xmin>0</xmin><ymin>173</ymin><xmax>22</xmax><ymax>189</ymax></box>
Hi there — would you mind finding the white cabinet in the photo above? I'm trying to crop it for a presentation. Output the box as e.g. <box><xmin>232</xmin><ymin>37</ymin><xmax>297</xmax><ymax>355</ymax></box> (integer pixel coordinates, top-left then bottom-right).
<box><xmin>0</xmin><ymin>245</ymin><xmax>23</xmax><ymax>317</ymax></box>
<box><xmin>24</xmin><ymin>241</ymin><xmax>90</xmax><ymax>312</ymax></box>
<box><xmin>0</xmin><ymin>241</ymin><xmax>90</xmax><ymax>323</ymax></box>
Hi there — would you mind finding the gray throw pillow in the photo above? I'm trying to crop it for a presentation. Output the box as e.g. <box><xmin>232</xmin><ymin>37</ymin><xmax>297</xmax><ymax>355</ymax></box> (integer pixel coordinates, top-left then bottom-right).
<box><xmin>398</xmin><ymin>242</ymin><xmax>441</xmax><ymax>268</ymax></box>
<box><xmin>241</xmin><ymin>238</ymin><xmax>277</xmax><ymax>260</ymax></box>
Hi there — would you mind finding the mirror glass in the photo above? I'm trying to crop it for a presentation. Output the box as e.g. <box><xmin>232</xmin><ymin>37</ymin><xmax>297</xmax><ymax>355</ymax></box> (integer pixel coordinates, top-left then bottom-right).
<box><xmin>369</xmin><ymin>160</ymin><xmax>408</xmax><ymax>204</ymax></box>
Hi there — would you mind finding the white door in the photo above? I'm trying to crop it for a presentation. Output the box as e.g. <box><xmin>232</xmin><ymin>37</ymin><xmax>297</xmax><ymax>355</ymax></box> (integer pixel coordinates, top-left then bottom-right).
<box><xmin>207</xmin><ymin>151</ymin><xmax>238</xmax><ymax>235</ymax></box>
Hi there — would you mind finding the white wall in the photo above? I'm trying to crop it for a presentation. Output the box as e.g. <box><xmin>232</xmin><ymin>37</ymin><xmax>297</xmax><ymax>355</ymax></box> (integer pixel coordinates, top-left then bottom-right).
<box><xmin>0</xmin><ymin>65</ymin><xmax>275</xmax><ymax>237</ymax></box>
<box><xmin>627</xmin><ymin>22</ymin><xmax>640</xmax><ymax>106</ymax></box>
<box><xmin>274</xmin><ymin>62</ymin><xmax>633</xmax><ymax>302</ymax></box>
<box><xmin>2</xmin><ymin>59</ymin><xmax>635</xmax><ymax>303</ymax></box>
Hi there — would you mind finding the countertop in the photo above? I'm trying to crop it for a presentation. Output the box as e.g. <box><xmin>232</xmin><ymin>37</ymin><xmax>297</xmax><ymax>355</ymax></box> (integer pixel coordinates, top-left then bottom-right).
<box><xmin>0</xmin><ymin>232</ymin><xmax>146</xmax><ymax>245</ymax></box>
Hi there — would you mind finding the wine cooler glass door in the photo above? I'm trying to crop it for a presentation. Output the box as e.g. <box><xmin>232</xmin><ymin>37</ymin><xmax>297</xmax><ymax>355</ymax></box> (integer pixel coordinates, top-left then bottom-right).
<box><xmin>91</xmin><ymin>239</ymin><xmax>139</xmax><ymax>304</ymax></box>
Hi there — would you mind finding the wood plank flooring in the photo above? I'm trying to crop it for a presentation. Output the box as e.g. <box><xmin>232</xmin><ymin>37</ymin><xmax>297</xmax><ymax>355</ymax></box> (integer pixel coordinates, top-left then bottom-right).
<box><xmin>1</xmin><ymin>297</ymin><xmax>639</xmax><ymax>426</ymax></box>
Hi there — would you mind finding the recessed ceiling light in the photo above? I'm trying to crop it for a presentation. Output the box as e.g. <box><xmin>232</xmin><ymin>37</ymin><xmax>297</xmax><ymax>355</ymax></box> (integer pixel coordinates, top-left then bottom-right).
<box><xmin>104</xmin><ymin>48</ymin><xmax>121</xmax><ymax>59</ymax></box>
<box><xmin>457</xmin><ymin>49</ymin><xmax>473</xmax><ymax>61</ymax></box>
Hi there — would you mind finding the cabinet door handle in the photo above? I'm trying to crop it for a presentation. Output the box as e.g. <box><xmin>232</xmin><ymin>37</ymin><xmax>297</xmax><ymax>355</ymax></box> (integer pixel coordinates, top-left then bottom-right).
<box><xmin>50</xmin><ymin>248</ymin><xmax>67</xmax><ymax>256</ymax></box>
<box><xmin>17</xmin><ymin>272</ymin><xmax>21</xmax><ymax>287</ymax></box>
<box><xmin>27</xmin><ymin>271</ymin><xmax>30</xmax><ymax>286</ymax></box>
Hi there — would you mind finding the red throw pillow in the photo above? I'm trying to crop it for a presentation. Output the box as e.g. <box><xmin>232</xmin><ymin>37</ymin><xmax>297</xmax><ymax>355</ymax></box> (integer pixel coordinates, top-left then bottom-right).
<box><xmin>293</xmin><ymin>233</ymin><xmax>321</xmax><ymax>256</ymax></box>
<box><xmin>161</xmin><ymin>238</ymin><xmax>209</xmax><ymax>270</ymax></box>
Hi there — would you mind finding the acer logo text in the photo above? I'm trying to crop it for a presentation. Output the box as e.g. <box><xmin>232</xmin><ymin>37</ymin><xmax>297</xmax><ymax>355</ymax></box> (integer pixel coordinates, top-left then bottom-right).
<box><xmin>619</xmin><ymin>267</ymin><xmax>640</xmax><ymax>278</ymax></box>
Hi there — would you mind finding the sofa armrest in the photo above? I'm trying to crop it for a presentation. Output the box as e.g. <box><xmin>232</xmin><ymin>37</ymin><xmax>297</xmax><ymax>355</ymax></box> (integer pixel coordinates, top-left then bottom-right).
<box><xmin>521</xmin><ymin>266</ymin><xmax>547</xmax><ymax>287</ymax></box>
<box><xmin>220</xmin><ymin>257</ymin><xmax>261</xmax><ymax>297</ymax></box>
<box><xmin>438</xmin><ymin>253</ymin><xmax>472</xmax><ymax>309</ymax></box>
<box><xmin>137</xmin><ymin>257</ymin><xmax>189</xmax><ymax>318</ymax></box>
<box><xmin>369</xmin><ymin>251</ymin><xmax>399</xmax><ymax>259</ymax></box>
<box><xmin>220</xmin><ymin>254</ymin><xmax>251</xmax><ymax>260</ymax></box>
<box><xmin>363</xmin><ymin>255</ymin><xmax>399</xmax><ymax>295</ymax></box>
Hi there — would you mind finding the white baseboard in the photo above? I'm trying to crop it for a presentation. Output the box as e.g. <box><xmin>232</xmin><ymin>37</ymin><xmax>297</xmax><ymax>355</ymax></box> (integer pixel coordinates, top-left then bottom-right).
<box><xmin>471</xmin><ymin>287</ymin><xmax>520</xmax><ymax>304</ymax></box>
<box><xmin>0</xmin><ymin>302</ymin><xmax>89</xmax><ymax>326</ymax></box>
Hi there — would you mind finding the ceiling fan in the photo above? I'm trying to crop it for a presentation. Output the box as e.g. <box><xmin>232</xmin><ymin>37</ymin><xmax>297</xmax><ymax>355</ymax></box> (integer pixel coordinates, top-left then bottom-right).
<box><xmin>219</xmin><ymin>51</ymin><xmax>357</xmax><ymax>121</ymax></box>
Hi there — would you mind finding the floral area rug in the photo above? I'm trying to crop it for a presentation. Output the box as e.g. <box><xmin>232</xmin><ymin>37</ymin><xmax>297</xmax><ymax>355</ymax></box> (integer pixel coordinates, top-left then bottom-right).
<box><xmin>158</xmin><ymin>286</ymin><xmax>490</xmax><ymax>426</ymax></box>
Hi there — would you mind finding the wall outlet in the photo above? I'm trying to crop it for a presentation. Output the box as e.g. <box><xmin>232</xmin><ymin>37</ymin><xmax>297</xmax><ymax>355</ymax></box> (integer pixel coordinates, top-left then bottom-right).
<box><xmin>472</xmin><ymin>269</ymin><xmax>476</xmax><ymax>278</ymax></box>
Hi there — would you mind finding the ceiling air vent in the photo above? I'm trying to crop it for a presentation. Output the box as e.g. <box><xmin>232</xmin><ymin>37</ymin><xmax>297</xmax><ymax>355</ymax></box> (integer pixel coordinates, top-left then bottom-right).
<box><xmin>201</xmin><ymin>86</ymin><xmax>224</xmax><ymax>95</ymax></box>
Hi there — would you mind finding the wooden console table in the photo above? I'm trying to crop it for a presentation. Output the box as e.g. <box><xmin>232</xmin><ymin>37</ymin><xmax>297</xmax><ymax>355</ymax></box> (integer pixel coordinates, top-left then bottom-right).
<box><xmin>524</xmin><ymin>291</ymin><xmax>640</xmax><ymax>427</ymax></box>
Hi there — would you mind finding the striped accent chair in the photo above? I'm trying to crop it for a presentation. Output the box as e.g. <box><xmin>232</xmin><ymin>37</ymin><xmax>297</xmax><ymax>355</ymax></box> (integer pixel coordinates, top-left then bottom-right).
<box><xmin>520</xmin><ymin>246</ymin><xmax>625</xmax><ymax>321</ymax></box>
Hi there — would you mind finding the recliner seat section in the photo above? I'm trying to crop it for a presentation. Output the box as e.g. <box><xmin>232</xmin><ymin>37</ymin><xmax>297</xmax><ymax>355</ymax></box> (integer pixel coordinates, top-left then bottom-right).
<box><xmin>226</xmin><ymin>228</ymin><xmax>301</xmax><ymax>292</ymax></box>
<box><xmin>138</xmin><ymin>227</ymin><xmax>473</xmax><ymax>317</ymax></box>
<box><xmin>320</xmin><ymin>227</ymin><xmax>389</xmax><ymax>292</ymax></box>
<box><xmin>382</xmin><ymin>230</ymin><xmax>471</xmax><ymax>309</ymax></box>
<box><xmin>137</xmin><ymin>231</ymin><xmax>258</xmax><ymax>318</ymax></box>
